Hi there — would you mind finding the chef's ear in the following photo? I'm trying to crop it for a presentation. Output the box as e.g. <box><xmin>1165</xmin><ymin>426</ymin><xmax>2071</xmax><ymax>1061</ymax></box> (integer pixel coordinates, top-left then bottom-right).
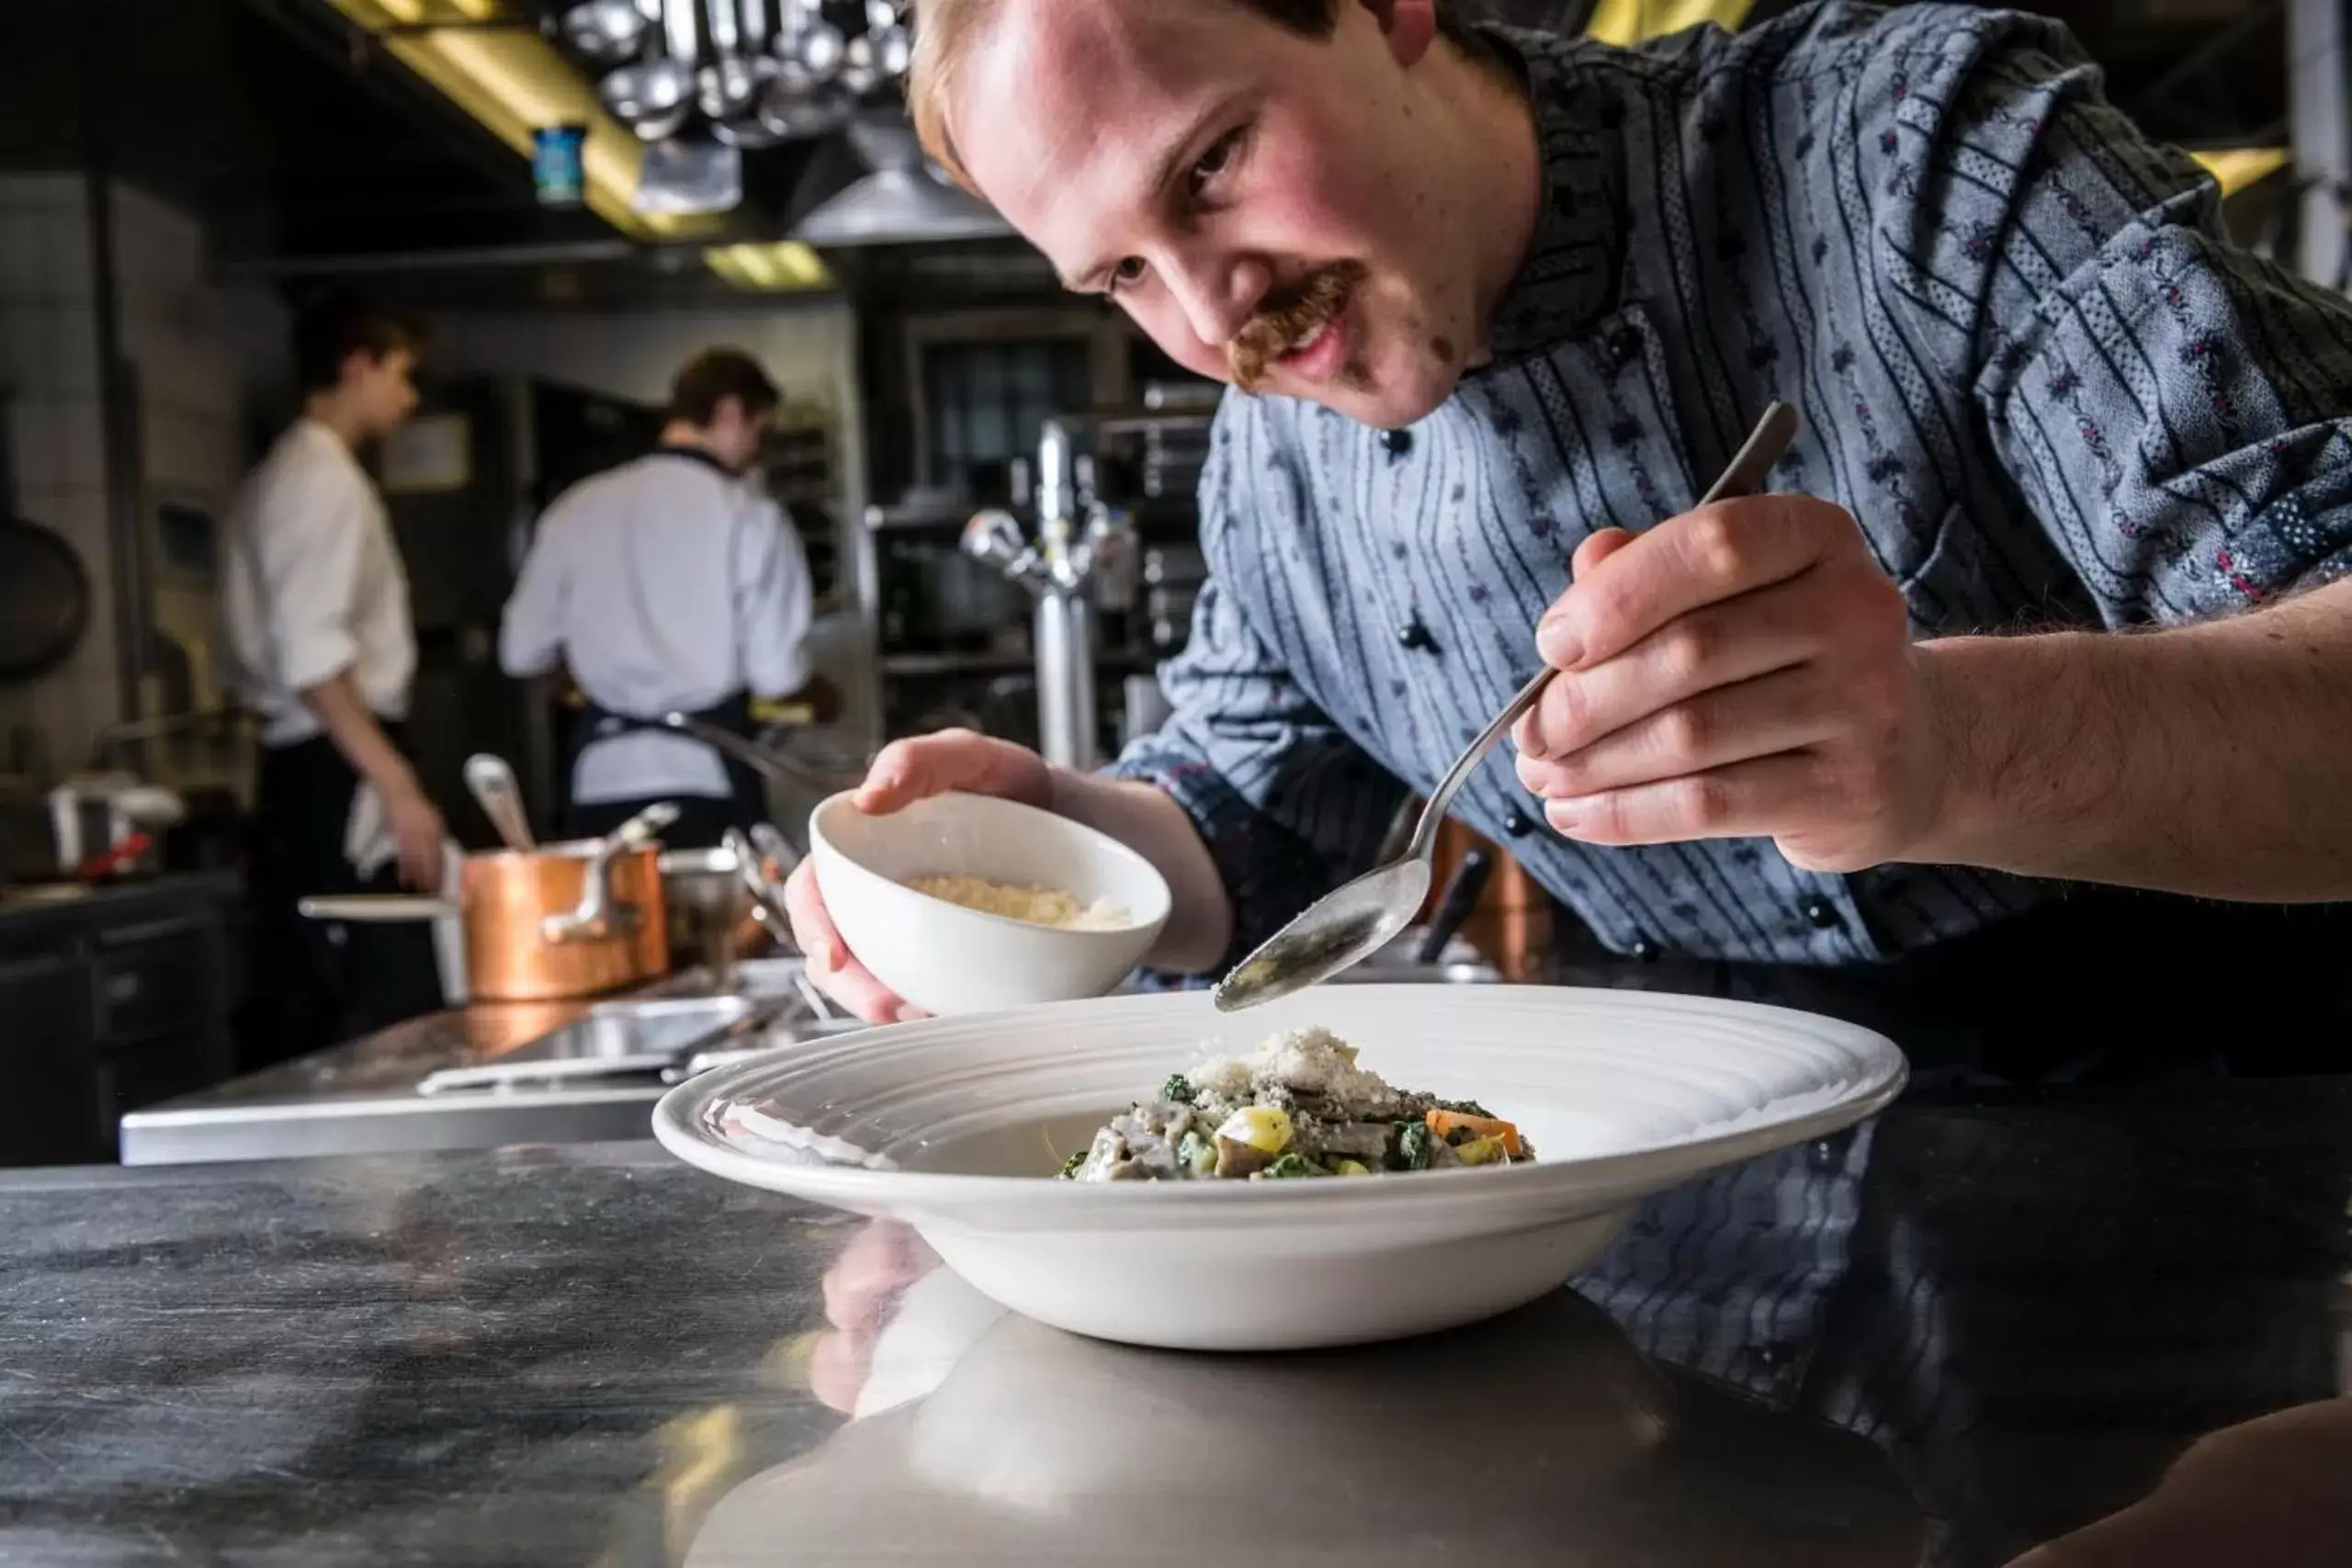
<box><xmin>1361</xmin><ymin>0</ymin><xmax>1438</xmax><ymax>67</ymax></box>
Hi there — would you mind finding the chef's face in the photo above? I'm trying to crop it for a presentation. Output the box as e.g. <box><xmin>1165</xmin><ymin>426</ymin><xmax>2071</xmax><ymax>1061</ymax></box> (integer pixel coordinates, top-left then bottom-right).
<box><xmin>953</xmin><ymin>0</ymin><xmax>1487</xmax><ymax>429</ymax></box>
<box><xmin>346</xmin><ymin>347</ymin><xmax>420</xmax><ymax>440</ymax></box>
<box><xmin>706</xmin><ymin>397</ymin><xmax>773</xmax><ymax>472</ymax></box>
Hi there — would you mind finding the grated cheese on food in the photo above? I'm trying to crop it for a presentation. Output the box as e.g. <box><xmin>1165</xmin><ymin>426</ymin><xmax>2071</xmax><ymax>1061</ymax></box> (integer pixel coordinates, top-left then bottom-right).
<box><xmin>904</xmin><ymin>874</ymin><xmax>1133</xmax><ymax>931</ymax></box>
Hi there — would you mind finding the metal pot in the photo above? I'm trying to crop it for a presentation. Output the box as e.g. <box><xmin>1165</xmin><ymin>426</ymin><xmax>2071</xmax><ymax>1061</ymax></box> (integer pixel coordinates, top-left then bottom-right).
<box><xmin>302</xmin><ymin>837</ymin><xmax>670</xmax><ymax>1002</ymax></box>
<box><xmin>658</xmin><ymin>844</ymin><xmax>766</xmax><ymax>986</ymax></box>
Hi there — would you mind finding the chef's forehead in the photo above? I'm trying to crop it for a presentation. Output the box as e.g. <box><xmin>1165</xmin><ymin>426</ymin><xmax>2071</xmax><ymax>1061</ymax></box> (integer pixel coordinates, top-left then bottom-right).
<box><xmin>921</xmin><ymin>0</ymin><xmax>1327</xmax><ymax>171</ymax></box>
<box><xmin>947</xmin><ymin>2</ymin><xmax>1271</xmax><ymax>244</ymax></box>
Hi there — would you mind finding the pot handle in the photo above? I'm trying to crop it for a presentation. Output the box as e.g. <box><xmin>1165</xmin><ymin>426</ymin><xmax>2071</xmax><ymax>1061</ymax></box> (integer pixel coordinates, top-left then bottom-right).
<box><xmin>300</xmin><ymin>895</ymin><xmax>461</xmax><ymax>921</ymax></box>
<box><xmin>542</xmin><ymin>835</ymin><xmax>639</xmax><ymax>943</ymax></box>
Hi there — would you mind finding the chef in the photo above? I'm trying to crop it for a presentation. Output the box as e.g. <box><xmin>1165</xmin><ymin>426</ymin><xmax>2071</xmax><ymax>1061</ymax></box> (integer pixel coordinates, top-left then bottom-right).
<box><xmin>499</xmin><ymin>347</ymin><xmax>818</xmax><ymax>849</ymax></box>
<box><xmin>789</xmin><ymin>0</ymin><xmax>2352</xmax><ymax>1066</ymax></box>
<box><xmin>221</xmin><ymin>290</ymin><xmax>446</xmax><ymax>1049</ymax></box>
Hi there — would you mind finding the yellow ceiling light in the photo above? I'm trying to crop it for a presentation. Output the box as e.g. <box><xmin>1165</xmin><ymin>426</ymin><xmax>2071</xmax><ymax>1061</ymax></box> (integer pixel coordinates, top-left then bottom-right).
<box><xmin>317</xmin><ymin>0</ymin><xmax>720</xmax><ymax>241</ymax></box>
<box><xmin>2190</xmin><ymin>147</ymin><xmax>2291</xmax><ymax>197</ymax></box>
<box><xmin>1586</xmin><ymin>0</ymin><xmax>1755</xmax><ymax>48</ymax></box>
<box><xmin>1582</xmin><ymin>4</ymin><xmax>2287</xmax><ymax>206</ymax></box>
<box><xmin>704</xmin><ymin>241</ymin><xmax>834</xmax><ymax>291</ymax></box>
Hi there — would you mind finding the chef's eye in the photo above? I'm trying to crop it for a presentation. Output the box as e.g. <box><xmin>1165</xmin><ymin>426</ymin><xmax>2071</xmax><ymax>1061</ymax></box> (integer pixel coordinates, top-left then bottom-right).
<box><xmin>1108</xmin><ymin>256</ymin><xmax>1148</xmax><ymax>292</ymax></box>
<box><xmin>1186</xmin><ymin>127</ymin><xmax>1245</xmax><ymax>199</ymax></box>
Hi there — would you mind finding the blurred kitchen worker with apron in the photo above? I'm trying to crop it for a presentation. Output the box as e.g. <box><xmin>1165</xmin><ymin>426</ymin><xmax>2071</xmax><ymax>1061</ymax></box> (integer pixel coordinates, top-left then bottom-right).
<box><xmin>499</xmin><ymin>348</ymin><xmax>818</xmax><ymax>850</ymax></box>
<box><xmin>220</xmin><ymin>290</ymin><xmax>448</xmax><ymax>1054</ymax></box>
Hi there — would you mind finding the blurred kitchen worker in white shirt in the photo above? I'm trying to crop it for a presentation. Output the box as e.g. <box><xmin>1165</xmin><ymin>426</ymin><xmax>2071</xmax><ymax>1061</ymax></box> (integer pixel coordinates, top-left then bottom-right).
<box><xmin>220</xmin><ymin>290</ymin><xmax>447</xmax><ymax>1050</ymax></box>
<box><xmin>499</xmin><ymin>348</ymin><xmax>821</xmax><ymax>849</ymax></box>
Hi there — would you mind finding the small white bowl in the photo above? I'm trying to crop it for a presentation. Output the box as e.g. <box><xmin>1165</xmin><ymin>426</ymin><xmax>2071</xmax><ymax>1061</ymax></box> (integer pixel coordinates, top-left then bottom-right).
<box><xmin>808</xmin><ymin>790</ymin><xmax>1172</xmax><ymax>1016</ymax></box>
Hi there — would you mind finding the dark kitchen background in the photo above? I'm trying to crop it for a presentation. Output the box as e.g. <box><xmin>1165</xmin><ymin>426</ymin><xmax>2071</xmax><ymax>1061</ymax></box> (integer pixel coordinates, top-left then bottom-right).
<box><xmin>0</xmin><ymin>0</ymin><xmax>2325</xmax><ymax>1165</ymax></box>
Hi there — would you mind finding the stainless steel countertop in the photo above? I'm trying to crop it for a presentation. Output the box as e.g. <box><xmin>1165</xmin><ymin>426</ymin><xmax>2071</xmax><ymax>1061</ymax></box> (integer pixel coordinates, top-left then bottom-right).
<box><xmin>11</xmin><ymin>1072</ymin><xmax>2352</xmax><ymax>1566</ymax></box>
<box><xmin>117</xmin><ymin>965</ymin><xmax>818</xmax><ymax>1167</ymax></box>
<box><xmin>119</xmin><ymin>933</ymin><xmax>1500</xmax><ymax>1168</ymax></box>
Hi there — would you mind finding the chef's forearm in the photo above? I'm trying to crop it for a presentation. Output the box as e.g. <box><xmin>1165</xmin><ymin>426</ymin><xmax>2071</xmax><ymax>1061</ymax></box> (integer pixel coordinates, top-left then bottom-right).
<box><xmin>299</xmin><ymin>672</ymin><xmax>425</xmax><ymax>804</ymax></box>
<box><xmin>1046</xmin><ymin>769</ymin><xmax>1233</xmax><ymax>974</ymax></box>
<box><xmin>1913</xmin><ymin>578</ymin><xmax>2352</xmax><ymax>900</ymax></box>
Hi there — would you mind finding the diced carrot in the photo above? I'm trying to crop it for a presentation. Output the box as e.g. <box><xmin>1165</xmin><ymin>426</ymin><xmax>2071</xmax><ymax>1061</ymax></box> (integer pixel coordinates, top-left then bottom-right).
<box><xmin>1426</xmin><ymin>1109</ymin><xmax>1525</xmax><ymax>1158</ymax></box>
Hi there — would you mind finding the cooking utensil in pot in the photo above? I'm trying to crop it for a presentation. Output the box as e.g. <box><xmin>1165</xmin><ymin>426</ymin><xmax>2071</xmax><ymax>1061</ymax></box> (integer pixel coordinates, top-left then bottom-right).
<box><xmin>721</xmin><ymin>827</ymin><xmax>794</xmax><ymax>940</ymax></box>
<box><xmin>300</xmin><ymin>837</ymin><xmax>670</xmax><ymax>1001</ymax></box>
<box><xmin>463</xmin><ymin>753</ymin><xmax>536</xmax><ymax>852</ymax></box>
<box><xmin>1212</xmin><ymin>400</ymin><xmax>1803</xmax><ymax>1012</ymax></box>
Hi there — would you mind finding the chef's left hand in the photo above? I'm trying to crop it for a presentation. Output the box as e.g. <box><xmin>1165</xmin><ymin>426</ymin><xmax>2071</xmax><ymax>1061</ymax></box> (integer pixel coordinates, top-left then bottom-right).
<box><xmin>1511</xmin><ymin>496</ymin><xmax>1950</xmax><ymax>873</ymax></box>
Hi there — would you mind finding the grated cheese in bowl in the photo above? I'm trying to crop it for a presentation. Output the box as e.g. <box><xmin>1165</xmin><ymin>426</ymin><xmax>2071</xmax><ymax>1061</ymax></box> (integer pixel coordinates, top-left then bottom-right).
<box><xmin>902</xmin><ymin>874</ymin><xmax>1135</xmax><ymax>931</ymax></box>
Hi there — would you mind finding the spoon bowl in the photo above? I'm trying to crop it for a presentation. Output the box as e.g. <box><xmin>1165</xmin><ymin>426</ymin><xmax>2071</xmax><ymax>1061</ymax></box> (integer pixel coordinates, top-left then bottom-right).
<box><xmin>1212</xmin><ymin>400</ymin><xmax>1802</xmax><ymax>1012</ymax></box>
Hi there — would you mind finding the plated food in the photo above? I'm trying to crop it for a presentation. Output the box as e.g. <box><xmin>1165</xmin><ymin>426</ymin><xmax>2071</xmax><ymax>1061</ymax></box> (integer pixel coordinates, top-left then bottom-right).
<box><xmin>1065</xmin><ymin>1025</ymin><xmax>1531</xmax><ymax>1181</ymax></box>
<box><xmin>652</xmin><ymin>985</ymin><xmax>1908</xmax><ymax>1349</ymax></box>
<box><xmin>901</xmin><ymin>874</ymin><xmax>1134</xmax><ymax>931</ymax></box>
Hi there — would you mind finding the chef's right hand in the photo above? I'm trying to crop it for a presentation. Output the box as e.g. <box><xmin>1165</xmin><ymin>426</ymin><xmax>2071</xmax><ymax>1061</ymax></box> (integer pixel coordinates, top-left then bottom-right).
<box><xmin>785</xmin><ymin>729</ymin><xmax>1052</xmax><ymax>1022</ymax></box>
<box><xmin>386</xmin><ymin>783</ymin><xmax>448</xmax><ymax>892</ymax></box>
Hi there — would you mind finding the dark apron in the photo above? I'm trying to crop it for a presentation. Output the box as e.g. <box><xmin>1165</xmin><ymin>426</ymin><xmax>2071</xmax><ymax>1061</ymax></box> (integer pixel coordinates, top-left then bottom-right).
<box><xmin>559</xmin><ymin>689</ymin><xmax>767</xmax><ymax>844</ymax></box>
<box><xmin>248</xmin><ymin>725</ymin><xmax>446</xmax><ymax>1060</ymax></box>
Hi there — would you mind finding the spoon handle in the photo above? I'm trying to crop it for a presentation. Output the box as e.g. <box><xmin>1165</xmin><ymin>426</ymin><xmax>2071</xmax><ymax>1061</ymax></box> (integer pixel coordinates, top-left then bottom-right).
<box><xmin>1403</xmin><ymin>400</ymin><xmax>1803</xmax><ymax>863</ymax></box>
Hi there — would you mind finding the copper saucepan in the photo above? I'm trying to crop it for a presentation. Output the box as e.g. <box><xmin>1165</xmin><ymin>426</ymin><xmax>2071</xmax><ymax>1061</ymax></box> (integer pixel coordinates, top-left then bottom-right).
<box><xmin>301</xmin><ymin>834</ymin><xmax>671</xmax><ymax>1001</ymax></box>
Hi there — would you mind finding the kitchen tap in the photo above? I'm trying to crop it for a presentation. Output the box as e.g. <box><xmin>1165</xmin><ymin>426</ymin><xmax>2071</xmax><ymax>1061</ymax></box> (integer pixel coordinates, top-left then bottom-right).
<box><xmin>962</xmin><ymin>418</ymin><xmax>1136</xmax><ymax>771</ymax></box>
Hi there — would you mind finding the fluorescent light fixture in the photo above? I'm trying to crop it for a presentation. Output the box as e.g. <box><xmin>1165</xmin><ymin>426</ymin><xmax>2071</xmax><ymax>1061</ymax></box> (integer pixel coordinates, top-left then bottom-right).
<box><xmin>316</xmin><ymin>0</ymin><xmax>719</xmax><ymax>240</ymax></box>
<box><xmin>703</xmin><ymin>241</ymin><xmax>834</xmax><ymax>291</ymax></box>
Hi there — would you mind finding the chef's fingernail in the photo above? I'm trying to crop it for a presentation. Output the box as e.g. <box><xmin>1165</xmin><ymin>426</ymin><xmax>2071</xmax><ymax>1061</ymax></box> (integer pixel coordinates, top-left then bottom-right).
<box><xmin>1536</xmin><ymin>615</ymin><xmax>1580</xmax><ymax>668</ymax></box>
<box><xmin>895</xmin><ymin>1003</ymin><xmax>929</xmax><ymax>1024</ymax></box>
<box><xmin>1546</xmin><ymin>797</ymin><xmax>1590</xmax><ymax>834</ymax></box>
<box><xmin>1516</xmin><ymin>718</ymin><xmax>1548</xmax><ymax>761</ymax></box>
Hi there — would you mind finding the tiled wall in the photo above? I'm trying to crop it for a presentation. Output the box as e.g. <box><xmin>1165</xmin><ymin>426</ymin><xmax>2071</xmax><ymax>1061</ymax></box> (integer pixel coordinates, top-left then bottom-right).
<box><xmin>0</xmin><ymin>174</ymin><xmax>116</xmax><ymax>779</ymax></box>
<box><xmin>0</xmin><ymin>175</ymin><xmax>282</xmax><ymax>783</ymax></box>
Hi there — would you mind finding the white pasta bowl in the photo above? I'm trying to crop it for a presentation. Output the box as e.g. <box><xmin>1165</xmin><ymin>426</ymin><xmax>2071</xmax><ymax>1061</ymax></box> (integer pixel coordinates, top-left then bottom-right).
<box><xmin>808</xmin><ymin>790</ymin><xmax>1171</xmax><ymax>1016</ymax></box>
<box><xmin>653</xmin><ymin>985</ymin><xmax>1906</xmax><ymax>1351</ymax></box>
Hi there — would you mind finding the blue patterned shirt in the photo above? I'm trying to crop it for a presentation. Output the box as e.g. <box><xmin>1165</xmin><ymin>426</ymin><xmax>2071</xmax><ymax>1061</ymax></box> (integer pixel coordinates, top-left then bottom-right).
<box><xmin>1107</xmin><ymin>2</ymin><xmax>2352</xmax><ymax>968</ymax></box>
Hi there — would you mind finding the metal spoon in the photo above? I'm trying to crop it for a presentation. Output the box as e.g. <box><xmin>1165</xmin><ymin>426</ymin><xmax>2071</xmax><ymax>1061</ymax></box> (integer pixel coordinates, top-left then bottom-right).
<box><xmin>1211</xmin><ymin>400</ymin><xmax>1803</xmax><ymax>1012</ymax></box>
<box><xmin>462</xmin><ymin>754</ymin><xmax>537</xmax><ymax>853</ymax></box>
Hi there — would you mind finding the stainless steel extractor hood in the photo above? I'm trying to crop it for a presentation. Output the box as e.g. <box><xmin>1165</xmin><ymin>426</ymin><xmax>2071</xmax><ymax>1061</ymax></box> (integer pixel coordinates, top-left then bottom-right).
<box><xmin>791</xmin><ymin>113</ymin><xmax>1012</xmax><ymax>246</ymax></box>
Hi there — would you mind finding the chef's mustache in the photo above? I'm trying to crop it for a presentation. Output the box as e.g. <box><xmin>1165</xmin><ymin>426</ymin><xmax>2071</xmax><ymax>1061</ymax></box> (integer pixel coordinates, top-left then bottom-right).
<box><xmin>1227</xmin><ymin>261</ymin><xmax>1369</xmax><ymax>390</ymax></box>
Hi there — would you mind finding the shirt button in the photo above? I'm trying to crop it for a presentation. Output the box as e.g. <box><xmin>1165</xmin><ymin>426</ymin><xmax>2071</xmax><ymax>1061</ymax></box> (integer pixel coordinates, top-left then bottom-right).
<box><xmin>1379</xmin><ymin>427</ymin><xmax>1413</xmax><ymax>457</ymax></box>
<box><xmin>1800</xmin><ymin>897</ymin><xmax>1841</xmax><ymax>930</ymax></box>
<box><xmin>1628</xmin><ymin>934</ymin><xmax>1661</xmax><ymax>963</ymax></box>
<box><xmin>1396</xmin><ymin>617</ymin><xmax>1439</xmax><ymax>653</ymax></box>
<box><xmin>1502</xmin><ymin>807</ymin><xmax>1533</xmax><ymax>838</ymax></box>
<box><xmin>1607</xmin><ymin>326</ymin><xmax>1644</xmax><ymax>367</ymax></box>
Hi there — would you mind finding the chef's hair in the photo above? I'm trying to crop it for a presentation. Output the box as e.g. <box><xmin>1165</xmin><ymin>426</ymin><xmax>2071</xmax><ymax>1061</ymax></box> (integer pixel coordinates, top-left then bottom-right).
<box><xmin>292</xmin><ymin>290</ymin><xmax>423</xmax><ymax>394</ymax></box>
<box><xmin>668</xmin><ymin>348</ymin><xmax>782</xmax><ymax>426</ymax></box>
<box><xmin>909</xmin><ymin>0</ymin><xmax>1492</xmax><ymax>186</ymax></box>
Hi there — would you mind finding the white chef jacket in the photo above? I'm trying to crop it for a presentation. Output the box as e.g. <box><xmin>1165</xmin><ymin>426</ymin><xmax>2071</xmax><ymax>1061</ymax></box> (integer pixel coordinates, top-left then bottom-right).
<box><xmin>499</xmin><ymin>448</ymin><xmax>814</xmax><ymax>804</ymax></box>
<box><xmin>219</xmin><ymin>419</ymin><xmax>417</xmax><ymax>748</ymax></box>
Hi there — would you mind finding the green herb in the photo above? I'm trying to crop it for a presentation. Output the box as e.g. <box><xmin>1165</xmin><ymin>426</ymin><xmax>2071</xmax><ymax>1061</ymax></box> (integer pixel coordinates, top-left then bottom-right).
<box><xmin>1057</xmin><ymin>1149</ymin><xmax>1087</xmax><ymax>1179</ymax></box>
<box><xmin>1160</xmin><ymin>1073</ymin><xmax>1197</xmax><ymax>1105</ymax></box>
<box><xmin>1178</xmin><ymin>1131</ymin><xmax>1217</xmax><ymax>1178</ymax></box>
<box><xmin>1259</xmin><ymin>1152</ymin><xmax>1330</xmax><ymax>1179</ymax></box>
<box><xmin>1389</xmin><ymin>1121</ymin><xmax>1433</xmax><ymax>1172</ymax></box>
<box><xmin>1434</xmin><ymin>1098</ymin><xmax>1494</xmax><ymax>1119</ymax></box>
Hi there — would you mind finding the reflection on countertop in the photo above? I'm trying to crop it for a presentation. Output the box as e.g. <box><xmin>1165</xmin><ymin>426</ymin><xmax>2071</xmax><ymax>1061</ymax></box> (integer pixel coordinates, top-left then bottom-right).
<box><xmin>694</xmin><ymin>1272</ymin><xmax>1921</xmax><ymax>1566</ymax></box>
<box><xmin>2</xmin><ymin>1071</ymin><xmax>2349</xmax><ymax>1566</ymax></box>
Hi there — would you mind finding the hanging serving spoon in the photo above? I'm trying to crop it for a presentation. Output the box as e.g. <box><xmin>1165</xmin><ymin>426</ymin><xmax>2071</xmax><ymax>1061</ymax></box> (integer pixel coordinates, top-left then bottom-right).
<box><xmin>1210</xmin><ymin>400</ymin><xmax>1802</xmax><ymax>1012</ymax></box>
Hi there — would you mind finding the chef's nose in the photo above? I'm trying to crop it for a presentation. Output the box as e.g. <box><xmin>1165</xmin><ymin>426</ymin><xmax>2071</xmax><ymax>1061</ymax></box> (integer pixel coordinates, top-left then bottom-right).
<box><xmin>1161</xmin><ymin>250</ymin><xmax>1272</xmax><ymax>352</ymax></box>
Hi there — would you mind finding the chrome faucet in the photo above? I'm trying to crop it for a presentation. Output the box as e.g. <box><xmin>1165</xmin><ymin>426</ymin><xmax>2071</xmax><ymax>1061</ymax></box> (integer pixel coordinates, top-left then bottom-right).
<box><xmin>962</xmin><ymin>418</ymin><xmax>1135</xmax><ymax>771</ymax></box>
